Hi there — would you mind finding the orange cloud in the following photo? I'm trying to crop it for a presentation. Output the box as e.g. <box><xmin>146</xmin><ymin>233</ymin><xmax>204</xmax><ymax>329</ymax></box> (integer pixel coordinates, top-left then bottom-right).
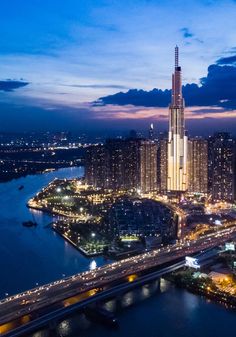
<box><xmin>90</xmin><ymin>104</ymin><xmax>236</xmax><ymax>121</ymax></box>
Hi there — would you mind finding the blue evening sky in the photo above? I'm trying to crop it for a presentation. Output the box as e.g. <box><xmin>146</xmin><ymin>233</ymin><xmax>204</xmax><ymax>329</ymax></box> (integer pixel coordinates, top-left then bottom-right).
<box><xmin>0</xmin><ymin>0</ymin><xmax>236</xmax><ymax>132</ymax></box>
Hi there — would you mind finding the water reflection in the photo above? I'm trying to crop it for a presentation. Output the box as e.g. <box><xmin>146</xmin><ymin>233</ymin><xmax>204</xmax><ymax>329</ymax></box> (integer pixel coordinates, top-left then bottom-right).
<box><xmin>121</xmin><ymin>291</ymin><xmax>135</xmax><ymax>308</ymax></box>
<box><xmin>30</xmin><ymin>280</ymin><xmax>165</xmax><ymax>337</ymax></box>
<box><xmin>0</xmin><ymin>167</ymin><xmax>110</xmax><ymax>298</ymax></box>
<box><xmin>1</xmin><ymin>168</ymin><xmax>236</xmax><ymax>337</ymax></box>
<box><xmin>90</xmin><ymin>260</ymin><xmax>97</xmax><ymax>271</ymax></box>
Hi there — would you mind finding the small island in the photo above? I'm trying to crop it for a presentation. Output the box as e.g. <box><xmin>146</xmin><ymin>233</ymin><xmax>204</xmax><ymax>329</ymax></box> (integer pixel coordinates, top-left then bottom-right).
<box><xmin>28</xmin><ymin>178</ymin><xmax>177</xmax><ymax>257</ymax></box>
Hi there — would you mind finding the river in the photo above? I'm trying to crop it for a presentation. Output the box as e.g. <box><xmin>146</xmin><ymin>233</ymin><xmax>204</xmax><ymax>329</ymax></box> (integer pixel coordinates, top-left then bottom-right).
<box><xmin>0</xmin><ymin>167</ymin><xmax>107</xmax><ymax>299</ymax></box>
<box><xmin>0</xmin><ymin>167</ymin><xmax>235</xmax><ymax>337</ymax></box>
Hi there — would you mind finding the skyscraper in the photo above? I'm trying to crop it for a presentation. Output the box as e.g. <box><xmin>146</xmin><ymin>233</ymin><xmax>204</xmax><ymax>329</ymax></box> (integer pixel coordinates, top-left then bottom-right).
<box><xmin>157</xmin><ymin>137</ymin><xmax>168</xmax><ymax>193</ymax></box>
<box><xmin>188</xmin><ymin>138</ymin><xmax>208</xmax><ymax>194</ymax></box>
<box><xmin>208</xmin><ymin>133</ymin><xmax>235</xmax><ymax>201</ymax></box>
<box><xmin>167</xmin><ymin>46</ymin><xmax>188</xmax><ymax>192</ymax></box>
<box><xmin>85</xmin><ymin>144</ymin><xmax>107</xmax><ymax>188</ymax></box>
<box><xmin>85</xmin><ymin>138</ymin><xmax>157</xmax><ymax>193</ymax></box>
<box><xmin>139</xmin><ymin>140</ymin><xmax>158</xmax><ymax>193</ymax></box>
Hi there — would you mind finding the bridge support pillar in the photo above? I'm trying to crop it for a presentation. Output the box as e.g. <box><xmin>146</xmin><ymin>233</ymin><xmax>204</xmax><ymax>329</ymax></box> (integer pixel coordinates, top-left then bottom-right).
<box><xmin>114</xmin><ymin>294</ymin><xmax>124</xmax><ymax>311</ymax></box>
<box><xmin>157</xmin><ymin>278</ymin><xmax>161</xmax><ymax>291</ymax></box>
<box><xmin>48</xmin><ymin>321</ymin><xmax>59</xmax><ymax>337</ymax></box>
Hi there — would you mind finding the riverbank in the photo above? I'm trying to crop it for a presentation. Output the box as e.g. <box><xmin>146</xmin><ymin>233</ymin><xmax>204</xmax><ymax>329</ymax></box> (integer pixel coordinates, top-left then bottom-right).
<box><xmin>0</xmin><ymin>167</ymin><xmax>110</xmax><ymax>298</ymax></box>
<box><xmin>52</xmin><ymin>225</ymin><xmax>104</xmax><ymax>257</ymax></box>
<box><xmin>167</xmin><ymin>270</ymin><xmax>236</xmax><ymax>309</ymax></box>
<box><xmin>0</xmin><ymin>163</ymin><xmax>76</xmax><ymax>183</ymax></box>
<box><xmin>1</xmin><ymin>167</ymin><xmax>236</xmax><ymax>337</ymax></box>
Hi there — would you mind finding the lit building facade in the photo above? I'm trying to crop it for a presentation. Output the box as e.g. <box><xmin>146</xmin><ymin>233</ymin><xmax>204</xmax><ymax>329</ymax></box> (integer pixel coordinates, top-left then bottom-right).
<box><xmin>85</xmin><ymin>144</ymin><xmax>107</xmax><ymax>188</ymax></box>
<box><xmin>157</xmin><ymin>137</ymin><xmax>168</xmax><ymax>193</ymax></box>
<box><xmin>188</xmin><ymin>138</ymin><xmax>208</xmax><ymax>193</ymax></box>
<box><xmin>140</xmin><ymin>140</ymin><xmax>158</xmax><ymax>193</ymax></box>
<box><xmin>85</xmin><ymin>138</ymin><xmax>157</xmax><ymax>193</ymax></box>
<box><xmin>167</xmin><ymin>46</ymin><xmax>188</xmax><ymax>192</ymax></box>
<box><xmin>105</xmin><ymin>138</ymin><xmax>140</xmax><ymax>191</ymax></box>
<box><xmin>208</xmin><ymin>132</ymin><xmax>235</xmax><ymax>201</ymax></box>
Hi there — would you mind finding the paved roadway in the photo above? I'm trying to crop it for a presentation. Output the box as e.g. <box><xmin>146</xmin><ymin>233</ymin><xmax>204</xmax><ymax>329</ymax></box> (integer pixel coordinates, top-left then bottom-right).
<box><xmin>2</xmin><ymin>261</ymin><xmax>186</xmax><ymax>337</ymax></box>
<box><xmin>1</xmin><ymin>225</ymin><xmax>236</xmax><ymax>328</ymax></box>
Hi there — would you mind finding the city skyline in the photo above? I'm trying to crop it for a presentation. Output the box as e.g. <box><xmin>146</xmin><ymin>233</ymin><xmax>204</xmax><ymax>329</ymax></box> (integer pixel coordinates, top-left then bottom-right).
<box><xmin>0</xmin><ymin>0</ymin><xmax>236</xmax><ymax>133</ymax></box>
<box><xmin>1</xmin><ymin>3</ymin><xmax>236</xmax><ymax>336</ymax></box>
<box><xmin>167</xmin><ymin>46</ymin><xmax>188</xmax><ymax>192</ymax></box>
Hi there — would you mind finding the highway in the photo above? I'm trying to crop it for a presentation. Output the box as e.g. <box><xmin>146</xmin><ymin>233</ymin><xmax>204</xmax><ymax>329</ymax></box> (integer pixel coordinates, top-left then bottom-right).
<box><xmin>1</xmin><ymin>224</ymin><xmax>236</xmax><ymax>330</ymax></box>
<box><xmin>1</xmin><ymin>261</ymin><xmax>186</xmax><ymax>337</ymax></box>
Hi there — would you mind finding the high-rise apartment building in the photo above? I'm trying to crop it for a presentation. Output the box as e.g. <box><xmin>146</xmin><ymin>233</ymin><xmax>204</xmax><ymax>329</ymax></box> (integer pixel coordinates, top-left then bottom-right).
<box><xmin>188</xmin><ymin>138</ymin><xmax>208</xmax><ymax>193</ymax></box>
<box><xmin>208</xmin><ymin>133</ymin><xmax>235</xmax><ymax>201</ymax></box>
<box><xmin>85</xmin><ymin>138</ymin><xmax>157</xmax><ymax>193</ymax></box>
<box><xmin>140</xmin><ymin>140</ymin><xmax>158</xmax><ymax>193</ymax></box>
<box><xmin>85</xmin><ymin>144</ymin><xmax>107</xmax><ymax>188</ymax></box>
<box><xmin>157</xmin><ymin>138</ymin><xmax>168</xmax><ymax>193</ymax></box>
<box><xmin>105</xmin><ymin>138</ymin><xmax>140</xmax><ymax>191</ymax></box>
<box><xmin>167</xmin><ymin>46</ymin><xmax>188</xmax><ymax>192</ymax></box>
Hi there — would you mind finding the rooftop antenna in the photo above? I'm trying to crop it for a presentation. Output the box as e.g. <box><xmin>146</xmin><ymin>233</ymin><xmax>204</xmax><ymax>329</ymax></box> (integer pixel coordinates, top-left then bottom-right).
<box><xmin>175</xmin><ymin>45</ymin><xmax>179</xmax><ymax>68</ymax></box>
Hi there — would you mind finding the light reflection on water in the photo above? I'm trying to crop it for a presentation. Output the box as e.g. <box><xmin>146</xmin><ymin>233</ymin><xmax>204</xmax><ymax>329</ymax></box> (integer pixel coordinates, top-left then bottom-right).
<box><xmin>1</xmin><ymin>168</ymin><xmax>236</xmax><ymax>337</ymax></box>
<box><xmin>0</xmin><ymin>167</ymin><xmax>110</xmax><ymax>298</ymax></box>
<box><xmin>31</xmin><ymin>280</ymin><xmax>164</xmax><ymax>337</ymax></box>
<box><xmin>104</xmin><ymin>299</ymin><xmax>117</xmax><ymax>312</ymax></box>
<box><xmin>35</xmin><ymin>282</ymin><xmax>236</xmax><ymax>337</ymax></box>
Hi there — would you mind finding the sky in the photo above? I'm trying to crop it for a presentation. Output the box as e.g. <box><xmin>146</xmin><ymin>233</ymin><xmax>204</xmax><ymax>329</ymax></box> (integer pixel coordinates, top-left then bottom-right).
<box><xmin>1</xmin><ymin>0</ymin><xmax>236</xmax><ymax>135</ymax></box>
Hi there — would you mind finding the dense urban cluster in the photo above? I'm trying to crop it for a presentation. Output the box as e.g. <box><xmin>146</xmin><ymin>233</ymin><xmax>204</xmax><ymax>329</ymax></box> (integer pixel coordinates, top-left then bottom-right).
<box><xmin>85</xmin><ymin>48</ymin><xmax>235</xmax><ymax>203</ymax></box>
<box><xmin>85</xmin><ymin>131</ymin><xmax>235</xmax><ymax>201</ymax></box>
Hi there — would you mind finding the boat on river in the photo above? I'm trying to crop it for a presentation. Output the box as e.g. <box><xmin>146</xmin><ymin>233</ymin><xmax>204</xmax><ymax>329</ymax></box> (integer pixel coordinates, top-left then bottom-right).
<box><xmin>22</xmin><ymin>221</ymin><xmax>37</xmax><ymax>227</ymax></box>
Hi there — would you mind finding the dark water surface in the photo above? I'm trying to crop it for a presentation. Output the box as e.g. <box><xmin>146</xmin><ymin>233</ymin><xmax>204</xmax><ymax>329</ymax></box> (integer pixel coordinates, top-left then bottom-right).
<box><xmin>0</xmin><ymin>167</ymin><xmax>108</xmax><ymax>298</ymax></box>
<box><xmin>0</xmin><ymin>167</ymin><xmax>235</xmax><ymax>337</ymax></box>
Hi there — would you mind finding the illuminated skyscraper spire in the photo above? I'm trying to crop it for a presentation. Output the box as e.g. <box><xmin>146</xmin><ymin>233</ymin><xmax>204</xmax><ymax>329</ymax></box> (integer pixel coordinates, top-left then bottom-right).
<box><xmin>175</xmin><ymin>45</ymin><xmax>179</xmax><ymax>68</ymax></box>
<box><xmin>167</xmin><ymin>46</ymin><xmax>188</xmax><ymax>192</ymax></box>
<box><xmin>171</xmin><ymin>45</ymin><xmax>183</xmax><ymax>108</ymax></box>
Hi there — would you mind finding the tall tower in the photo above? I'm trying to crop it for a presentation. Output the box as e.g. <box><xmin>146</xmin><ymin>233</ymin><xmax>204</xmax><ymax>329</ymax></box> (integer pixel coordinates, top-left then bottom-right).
<box><xmin>167</xmin><ymin>46</ymin><xmax>188</xmax><ymax>192</ymax></box>
<box><xmin>149</xmin><ymin>123</ymin><xmax>154</xmax><ymax>140</ymax></box>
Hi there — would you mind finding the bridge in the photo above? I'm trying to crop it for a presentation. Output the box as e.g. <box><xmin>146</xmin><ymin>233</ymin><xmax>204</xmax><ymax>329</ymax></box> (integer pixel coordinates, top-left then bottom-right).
<box><xmin>1</xmin><ymin>224</ymin><xmax>236</xmax><ymax>336</ymax></box>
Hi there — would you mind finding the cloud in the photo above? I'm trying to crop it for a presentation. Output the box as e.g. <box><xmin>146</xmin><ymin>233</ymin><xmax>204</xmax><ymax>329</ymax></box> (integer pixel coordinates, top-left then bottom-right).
<box><xmin>180</xmin><ymin>27</ymin><xmax>203</xmax><ymax>44</ymax></box>
<box><xmin>181</xmin><ymin>27</ymin><xmax>194</xmax><ymax>38</ymax></box>
<box><xmin>189</xmin><ymin>107</ymin><xmax>227</xmax><ymax>114</ymax></box>
<box><xmin>63</xmin><ymin>84</ymin><xmax>129</xmax><ymax>90</ymax></box>
<box><xmin>0</xmin><ymin>80</ymin><xmax>29</xmax><ymax>92</ymax></box>
<box><xmin>216</xmin><ymin>54</ymin><xmax>236</xmax><ymax>65</ymax></box>
<box><xmin>99</xmin><ymin>56</ymin><xmax>236</xmax><ymax>110</ymax></box>
<box><xmin>91</xmin><ymin>104</ymin><xmax>236</xmax><ymax>122</ymax></box>
<box><xmin>97</xmin><ymin>88</ymin><xmax>171</xmax><ymax>107</ymax></box>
